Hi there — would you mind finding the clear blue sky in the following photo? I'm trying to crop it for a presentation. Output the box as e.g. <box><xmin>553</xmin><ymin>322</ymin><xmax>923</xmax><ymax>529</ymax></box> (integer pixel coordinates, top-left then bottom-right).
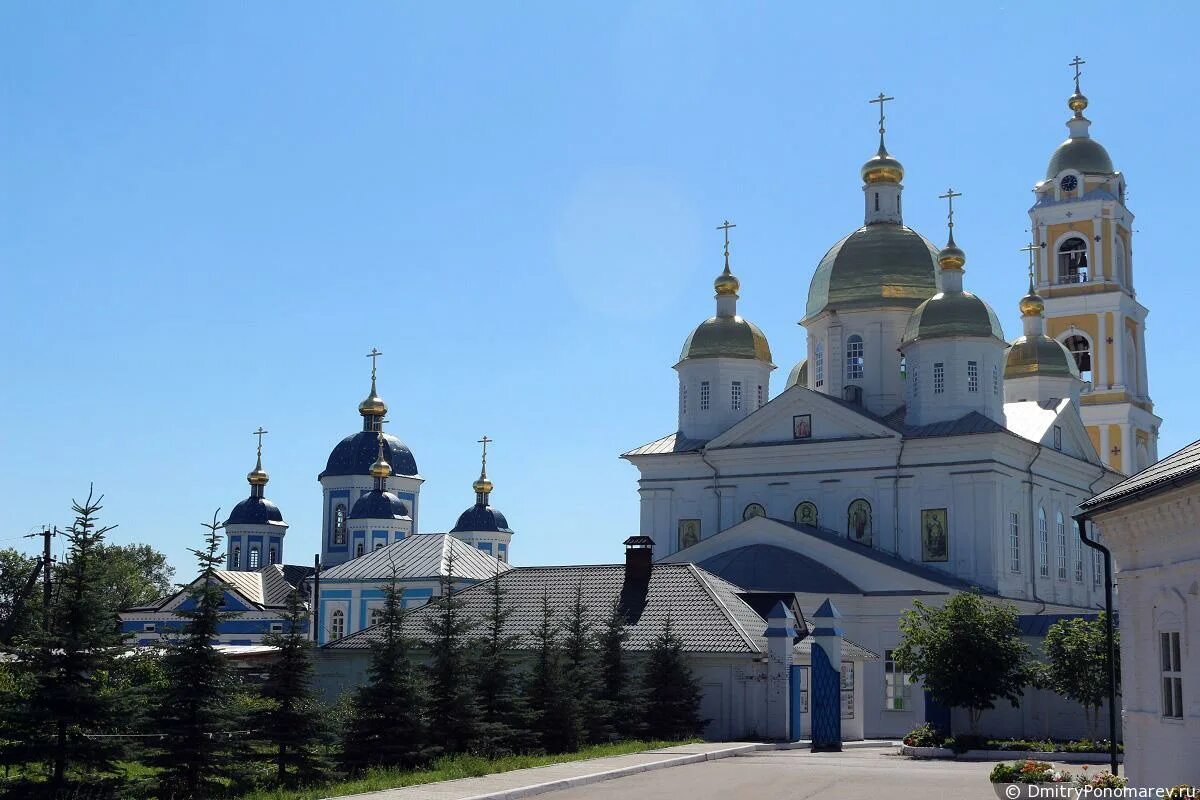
<box><xmin>2</xmin><ymin>2</ymin><xmax>1195</xmax><ymax>576</ymax></box>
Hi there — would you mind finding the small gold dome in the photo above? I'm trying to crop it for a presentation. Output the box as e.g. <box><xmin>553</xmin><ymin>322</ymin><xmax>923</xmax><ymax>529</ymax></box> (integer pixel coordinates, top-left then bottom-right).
<box><xmin>247</xmin><ymin>465</ymin><xmax>269</xmax><ymax>486</ymax></box>
<box><xmin>369</xmin><ymin>452</ymin><xmax>392</xmax><ymax>479</ymax></box>
<box><xmin>1068</xmin><ymin>92</ymin><xmax>1089</xmax><ymax>114</ymax></box>
<box><xmin>861</xmin><ymin>149</ymin><xmax>904</xmax><ymax>184</ymax></box>
<box><xmin>472</xmin><ymin>476</ymin><xmax>493</xmax><ymax>495</ymax></box>
<box><xmin>714</xmin><ymin>269</ymin><xmax>740</xmax><ymax>296</ymax></box>
<box><xmin>937</xmin><ymin>244</ymin><xmax>966</xmax><ymax>271</ymax></box>
<box><xmin>1019</xmin><ymin>291</ymin><xmax>1045</xmax><ymax>317</ymax></box>
<box><xmin>359</xmin><ymin>384</ymin><xmax>388</xmax><ymax>418</ymax></box>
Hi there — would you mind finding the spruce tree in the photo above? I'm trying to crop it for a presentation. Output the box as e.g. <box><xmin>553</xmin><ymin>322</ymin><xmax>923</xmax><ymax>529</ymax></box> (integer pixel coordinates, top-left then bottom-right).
<box><xmin>641</xmin><ymin>617</ymin><xmax>705</xmax><ymax>740</ymax></box>
<box><xmin>597</xmin><ymin>600</ymin><xmax>640</xmax><ymax>740</ymax></box>
<box><xmin>152</xmin><ymin>510</ymin><xmax>240</xmax><ymax>799</ymax></box>
<box><xmin>423</xmin><ymin>545</ymin><xmax>479</xmax><ymax>755</ymax></box>
<box><xmin>10</xmin><ymin>487</ymin><xmax>129</xmax><ymax>795</ymax></box>
<box><xmin>259</xmin><ymin>589</ymin><xmax>328</xmax><ymax>787</ymax></box>
<box><xmin>562</xmin><ymin>584</ymin><xmax>609</xmax><ymax>744</ymax></box>
<box><xmin>524</xmin><ymin>590</ymin><xmax>582</xmax><ymax>754</ymax></box>
<box><xmin>342</xmin><ymin>567</ymin><xmax>428</xmax><ymax>772</ymax></box>
<box><xmin>474</xmin><ymin>565</ymin><xmax>531</xmax><ymax>756</ymax></box>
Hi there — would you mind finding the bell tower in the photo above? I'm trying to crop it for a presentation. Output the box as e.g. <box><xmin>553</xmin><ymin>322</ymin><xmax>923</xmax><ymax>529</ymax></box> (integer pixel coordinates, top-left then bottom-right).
<box><xmin>1028</xmin><ymin>57</ymin><xmax>1160</xmax><ymax>474</ymax></box>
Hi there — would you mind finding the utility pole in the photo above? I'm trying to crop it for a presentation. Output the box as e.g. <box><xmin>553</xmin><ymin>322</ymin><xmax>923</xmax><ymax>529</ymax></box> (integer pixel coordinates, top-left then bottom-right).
<box><xmin>24</xmin><ymin>526</ymin><xmax>56</xmax><ymax>632</ymax></box>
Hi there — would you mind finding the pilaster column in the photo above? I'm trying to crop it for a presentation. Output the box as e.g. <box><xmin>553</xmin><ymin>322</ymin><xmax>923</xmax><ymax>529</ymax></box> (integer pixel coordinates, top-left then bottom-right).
<box><xmin>763</xmin><ymin>601</ymin><xmax>798</xmax><ymax>741</ymax></box>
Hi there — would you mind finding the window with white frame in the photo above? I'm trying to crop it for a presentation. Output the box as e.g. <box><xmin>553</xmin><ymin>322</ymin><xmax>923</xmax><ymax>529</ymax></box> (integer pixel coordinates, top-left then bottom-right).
<box><xmin>700</xmin><ymin>381</ymin><xmax>710</xmax><ymax>410</ymax></box>
<box><xmin>1055</xmin><ymin>511</ymin><xmax>1067</xmax><ymax>580</ymax></box>
<box><xmin>846</xmin><ymin>335</ymin><xmax>864</xmax><ymax>380</ymax></box>
<box><xmin>232</xmin><ymin>547</ymin><xmax>241</xmax><ymax>570</ymax></box>
<box><xmin>249</xmin><ymin>547</ymin><xmax>260</xmax><ymax>569</ymax></box>
<box><xmin>143</xmin><ymin>623</ymin><xmax>156</xmax><ymax>632</ymax></box>
<box><xmin>933</xmin><ymin>362</ymin><xmax>945</xmax><ymax>394</ymax></box>
<box><xmin>269</xmin><ymin>547</ymin><xmax>277</xmax><ymax>565</ymax></box>
<box><xmin>884</xmin><ymin>649</ymin><xmax>910</xmax><ymax>710</ymax></box>
<box><xmin>329</xmin><ymin>609</ymin><xmax>345</xmax><ymax>641</ymax></box>
<box><xmin>1092</xmin><ymin>527</ymin><xmax>1103</xmax><ymax>587</ymax></box>
<box><xmin>1037</xmin><ymin>507</ymin><xmax>1049</xmax><ymax>577</ymax></box>
<box><xmin>1009</xmin><ymin>512</ymin><xmax>1021</xmax><ymax>573</ymax></box>
<box><xmin>1072</xmin><ymin>527</ymin><xmax>1083</xmax><ymax>583</ymax></box>
<box><xmin>731</xmin><ymin>381</ymin><xmax>742</xmax><ymax>411</ymax></box>
<box><xmin>814</xmin><ymin>343</ymin><xmax>825</xmax><ymax>388</ymax></box>
<box><xmin>355</xmin><ymin>542</ymin><xmax>364</xmax><ymax>558</ymax></box>
<box><xmin>369</xmin><ymin>607</ymin><xmax>384</xmax><ymax>628</ymax></box>
<box><xmin>375</xmin><ymin>542</ymin><xmax>384</xmax><ymax>551</ymax></box>
<box><xmin>1161</xmin><ymin>631</ymin><xmax>1183</xmax><ymax>719</ymax></box>
<box><xmin>967</xmin><ymin>361</ymin><xmax>979</xmax><ymax>393</ymax></box>
<box><xmin>270</xmin><ymin>622</ymin><xmax>284</xmax><ymax>634</ymax></box>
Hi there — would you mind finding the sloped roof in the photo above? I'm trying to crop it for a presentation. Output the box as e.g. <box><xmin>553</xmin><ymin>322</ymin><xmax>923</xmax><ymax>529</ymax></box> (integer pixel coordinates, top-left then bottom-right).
<box><xmin>1081</xmin><ymin>438</ymin><xmax>1200</xmax><ymax>516</ymax></box>
<box><xmin>622</xmin><ymin>431</ymin><xmax>708</xmax><ymax>458</ymax></box>
<box><xmin>794</xmin><ymin>636</ymin><xmax>879</xmax><ymax>662</ymax></box>
<box><xmin>319</xmin><ymin>534</ymin><xmax>510</xmax><ymax>582</ymax></box>
<box><xmin>699</xmin><ymin>544</ymin><xmax>861</xmax><ymax>594</ymax></box>
<box><xmin>326</xmin><ymin>562</ymin><xmax>766</xmax><ymax>654</ymax></box>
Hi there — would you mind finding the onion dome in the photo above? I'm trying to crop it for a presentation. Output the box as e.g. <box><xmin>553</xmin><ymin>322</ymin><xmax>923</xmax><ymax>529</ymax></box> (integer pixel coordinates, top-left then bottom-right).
<box><xmin>1045</xmin><ymin>66</ymin><xmax>1113</xmax><ymax>179</ymax></box>
<box><xmin>322</xmin><ymin>431</ymin><xmax>417</xmax><ymax>478</ymax></box>
<box><xmin>227</xmin><ymin>432</ymin><xmax>286</xmax><ymax>527</ymax></box>
<box><xmin>349</xmin><ymin>491</ymin><xmax>409</xmax><ymax>521</ymax></box>
<box><xmin>806</xmin><ymin>225</ymin><xmax>940</xmax><ymax>318</ymax></box>
<box><xmin>861</xmin><ymin>145</ymin><xmax>904</xmax><ymax>185</ymax></box>
<box><xmin>1005</xmin><ymin>279</ymin><xmax>1078</xmax><ymax>379</ymax></box>
<box><xmin>358</xmin><ymin>379</ymin><xmax>388</xmax><ymax>418</ymax></box>
<box><xmin>451</xmin><ymin>439</ymin><xmax>511</xmax><ymax>535</ymax></box>
<box><xmin>786</xmin><ymin>359</ymin><xmax>808</xmax><ymax>389</ymax></box>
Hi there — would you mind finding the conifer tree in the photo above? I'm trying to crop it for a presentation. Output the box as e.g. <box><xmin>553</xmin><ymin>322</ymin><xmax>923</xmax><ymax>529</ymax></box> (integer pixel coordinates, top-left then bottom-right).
<box><xmin>424</xmin><ymin>545</ymin><xmax>479</xmax><ymax>755</ymax></box>
<box><xmin>342</xmin><ymin>565</ymin><xmax>428</xmax><ymax>772</ymax></box>
<box><xmin>259</xmin><ymin>589</ymin><xmax>328</xmax><ymax>787</ymax></box>
<box><xmin>152</xmin><ymin>510</ymin><xmax>240</xmax><ymax>799</ymax></box>
<box><xmin>474</xmin><ymin>565</ymin><xmax>530</xmax><ymax>756</ymax></box>
<box><xmin>8</xmin><ymin>488</ymin><xmax>130</xmax><ymax>795</ymax></box>
<box><xmin>524</xmin><ymin>590</ymin><xmax>582</xmax><ymax>754</ymax></box>
<box><xmin>597</xmin><ymin>600</ymin><xmax>640</xmax><ymax>740</ymax></box>
<box><xmin>641</xmin><ymin>617</ymin><xmax>705</xmax><ymax>740</ymax></box>
<box><xmin>562</xmin><ymin>584</ymin><xmax>609</xmax><ymax>743</ymax></box>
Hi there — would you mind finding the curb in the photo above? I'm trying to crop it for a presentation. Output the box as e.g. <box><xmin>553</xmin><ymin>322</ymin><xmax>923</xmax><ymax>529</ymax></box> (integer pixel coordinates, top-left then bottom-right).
<box><xmin>898</xmin><ymin>744</ymin><xmax>1124</xmax><ymax>764</ymax></box>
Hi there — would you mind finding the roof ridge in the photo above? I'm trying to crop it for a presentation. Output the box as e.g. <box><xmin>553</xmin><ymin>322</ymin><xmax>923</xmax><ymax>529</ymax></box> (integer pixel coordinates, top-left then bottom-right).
<box><xmin>685</xmin><ymin>563</ymin><xmax>762</xmax><ymax>653</ymax></box>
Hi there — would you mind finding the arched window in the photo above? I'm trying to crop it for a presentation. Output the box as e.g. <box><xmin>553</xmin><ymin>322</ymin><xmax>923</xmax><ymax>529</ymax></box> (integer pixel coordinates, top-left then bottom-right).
<box><xmin>249</xmin><ymin>547</ymin><xmax>260</xmax><ymax>569</ymax></box>
<box><xmin>1124</xmin><ymin>330</ymin><xmax>1140</xmax><ymax>396</ymax></box>
<box><xmin>368</xmin><ymin>607</ymin><xmax>384</xmax><ymax>628</ymax></box>
<box><xmin>333</xmin><ymin>504</ymin><xmax>347</xmax><ymax>545</ymax></box>
<box><xmin>794</xmin><ymin>501</ymin><xmax>818</xmax><ymax>527</ymax></box>
<box><xmin>1064</xmin><ymin>334</ymin><xmax>1092</xmax><ymax>382</ymax></box>
<box><xmin>355</xmin><ymin>542</ymin><xmax>364</xmax><ymax>558</ymax></box>
<box><xmin>1057</xmin><ymin>237</ymin><xmax>1089</xmax><ymax>283</ymax></box>
<box><xmin>743</xmin><ymin>503</ymin><xmax>766</xmax><ymax>521</ymax></box>
<box><xmin>846</xmin><ymin>335</ymin><xmax>864</xmax><ymax>380</ymax></box>
<box><xmin>899</xmin><ymin>354</ymin><xmax>906</xmax><ymax>380</ymax></box>
<box><xmin>814</xmin><ymin>342</ymin><xmax>825</xmax><ymax>388</ymax></box>
<box><xmin>847</xmin><ymin>499</ymin><xmax>872</xmax><ymax>546</ymax></box>
<box><xmin>374</xmin><ymin>542</ymin><xmax>384</xmax><ymax>551</ymax></box>
<box><xmin>329</xmin><ymin>609</ymin><xmax>345</xmax><ymax>641</ymax></box>
<box><xmin>1037</xmin><ymin>508</ymin><xmax>1049</xmax><ymax>577</ymax></box>
<box><xmin>1071</xmin><ymin>524</ymin><xmax>1083</xmax><ymax>583</ymax></box>
<box><xmin>232</xmin><ymin>547</ymin><xmax>241</xmax><ymax>570</ymax></box>
<box><xmin>1055</xmin><ymin>511</ymin><xmax>1067</xmax><ymax>580</ymax></box>
<box><xmin>268</xmin><ymin>547</ymin><xmax>277</xmax><ymax>565</ymax></box>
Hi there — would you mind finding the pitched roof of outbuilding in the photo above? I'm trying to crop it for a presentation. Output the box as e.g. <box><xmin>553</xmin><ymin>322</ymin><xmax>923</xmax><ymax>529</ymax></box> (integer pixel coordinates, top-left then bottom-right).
<box><xmin>1080</xmin><ymin>438</ymin><xmax>1200</xmax><ymax>516</ymax></box>
<box><xmin>325</xmin><ymin>562</ymin><xmax>766</xmax><ymax>654</ymax></box>
<box><xmin>319</xmin><ymin>534</ymin><xmax>509</xmax><ymax>582</ymax></box>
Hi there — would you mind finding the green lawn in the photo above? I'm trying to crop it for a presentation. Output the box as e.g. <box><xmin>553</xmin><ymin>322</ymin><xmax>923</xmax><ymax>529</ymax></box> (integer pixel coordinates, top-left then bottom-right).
<box><xmin>235</xmin><ymin>740</ymin><xmax>695</xmax><ymax>800</ymax></box>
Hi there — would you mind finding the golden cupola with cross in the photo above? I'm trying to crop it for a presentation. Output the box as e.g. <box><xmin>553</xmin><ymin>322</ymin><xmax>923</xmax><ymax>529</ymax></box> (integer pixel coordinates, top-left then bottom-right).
<box><xmin>1028</xmin><ymin>57</ymin><xmax>1160</xmax><ymax>475</ymax></box>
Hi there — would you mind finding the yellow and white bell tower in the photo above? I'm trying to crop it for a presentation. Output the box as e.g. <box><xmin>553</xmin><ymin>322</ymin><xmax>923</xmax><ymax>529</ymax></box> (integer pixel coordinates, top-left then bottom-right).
<box><xmin>1028</xmin><ymin>57</ymin><xmax>1160</xmax><ymax>475</ymax></box>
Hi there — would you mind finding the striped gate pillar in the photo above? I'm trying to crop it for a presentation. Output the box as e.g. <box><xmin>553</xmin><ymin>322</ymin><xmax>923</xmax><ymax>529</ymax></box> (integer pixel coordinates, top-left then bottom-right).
<box><xmin>809</xmin><ymin>598</ymin><xmax>843</xmax><ymax>752</ymax></box>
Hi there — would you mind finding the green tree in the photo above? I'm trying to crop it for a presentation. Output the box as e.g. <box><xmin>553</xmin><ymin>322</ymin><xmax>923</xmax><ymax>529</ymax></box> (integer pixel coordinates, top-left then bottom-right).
<box><xmin>12</xmin><ymin>487</ymin><xmax>130</xmax><ymax>794</ymax></box>
<box><xmin>90</xmin><ymin>542</ymin><xmax>175</xmax><ymax>612</ymax></box>
<box><xmin>641</xmin><ymin>617</ymin><xmax>705</xmax><ymax>740</ymax></box>
<box><xmin>562</xmin><ymin>584</ymin><xmax>609</xmax><ymax>743</ymax></box>
<box><xmin>423</xmin><ymin>546</ymin><xmax>479</xmax><ymax>755</ymax></box>
<box><xmin>473</xmin><ymin>566</ymin><xmax>531</xmax><ymax>756</ymax></box>
<box><xmin>0</xmin><ymin>548</ymin><xmax>43</xmax><ymax>644</ymax></box>
<box><xmin>1039</xmin><ymin>613</ymin><xmax>1119</xmax><ymax>739</ymax></box>
<box><xmin>524</xmin><ymin>590</ymin><xmax>582</xmax><ymax>754</ymax></box>
<box><xmin>892</xmin><ymin>591</ymin><xmax>1033</xmax><ymax>734</ymax></box>
<box><xmin>152</xmin><ymin>511</ymin><xmax>240</xmax><ymax>799</ymax></box>
<box><xmin>597</xmin><ymin>600</ymin><xmax>640</xmax><ymax>740</ymax></box>
<box><xmin>259</xmin><ymin>590</ymin><xmax>328</xmax><ymax>787</ymax></box>
<box><xmin>342</xmin><ymin>568</ymin><xmax>429</xmax><ymax>772</ymax></box>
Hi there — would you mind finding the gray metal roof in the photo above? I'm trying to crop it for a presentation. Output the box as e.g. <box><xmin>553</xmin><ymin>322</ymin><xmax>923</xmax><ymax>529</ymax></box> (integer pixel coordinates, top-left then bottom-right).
<box><xmin>699</xmin><ymin>544</ymin><xmax>862</xmax><ymax>594</ymax></box>
<box><xmin>1081</xmin><ymin>438</ymin><xmax>1200</xmax><ymax>516</ymax></box>
<box><xmin>793</xmin><ymin>636</ymin><xmax>879</xmax><ymax>662</ymax></box>
<box><xmin>622</xmin><ymin>431</ymin><xmax>708</xmax><ymax>458</ymax></box>
<box><xmin>319</xmin><ymin>534</ymin><xmax>510</xmax><ymax>582</ymax></box>
<box><xmin>325</xmin><ymin>562</ymin><xmax>766</xmax><ymax>654</ymax></box>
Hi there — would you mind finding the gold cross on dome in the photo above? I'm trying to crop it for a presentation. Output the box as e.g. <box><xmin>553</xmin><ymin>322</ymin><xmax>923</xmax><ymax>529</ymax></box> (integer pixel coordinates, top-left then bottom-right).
<box><xmin>478</xmin><ymin>434</ymin><xmax>493</xmax><ymax>470</ymax></box>
<box><xmin>365</xmin><ymin>347</ymin><xmax>383</xmax><ymax>380</ymax></box>
<box><xmin>252</xmin><ymin>426</ymin><xmax>268</xmax><ymax>456</ymax></box>
<box><xmin>716</xmin><ymin>220</ymin><xmax>736</xmax><ymax>266</ymax></box>
<box><xmin>1069</xmin><ymin>55</ymin><xmax>1086</xmax><ymax>93</ymax></box>
<box><xmin>869</xmin><ymin>92</ymin><xmax>894</xmax><ymax>135</ymax></box>
<box><xmin>1020</xmin><ymin>242</ymin><xmax>1039</xmax><ymax>284</ymax></box>
<box><xmin>938</xmin><ymin>188</ymin><xmax>962</xmax><ymax>230</ymax></box>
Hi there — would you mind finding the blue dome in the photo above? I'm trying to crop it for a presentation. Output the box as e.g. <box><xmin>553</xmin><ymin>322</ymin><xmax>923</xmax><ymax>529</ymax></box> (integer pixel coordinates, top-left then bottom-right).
<box><xmin>226</xmin><ymin>496</ymin><xmax>285</xmax><ymax>527</ymax></box>
<box><xmin>320</xmin><ymin>431</ymin><xmax>418</xmax><ymax>479</ymax></box>
<box><xmin>450</xmin><ymin>504</ymin><xmax>511</xmax><ymax>534</ymax></box>
<box><xmin>349</xmin><ymin>490</ymin><xmax>410</xmax><ymax>521</ymax></box>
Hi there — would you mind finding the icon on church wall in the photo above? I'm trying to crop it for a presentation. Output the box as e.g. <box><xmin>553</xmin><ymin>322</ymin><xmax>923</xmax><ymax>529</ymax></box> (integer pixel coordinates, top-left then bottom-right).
<box><xmin>921</xmin><ymin>508</ymin><xmax>949</xmax><ymax>562</ymax></box>
<box><xmin>794</xmin><ymin>501</ymin><xmax>818</xmax><ymax>527</ymax></box>
<box><xmin>847</xmin><ymin>499</ymin><xmax>872</xmax><ymax>546</ymax></box>
<box><xmin>743</xmin><ymin>503</ymin><xmax>766</xmax><ymax>521</ymax></box>
<box><xmin>678</xmin><ymin>519</ymin><xmax>701</xmax><ymax>550</ymax></box>
<box><xmin>792</xmin><ymin>414</ymin><xmax>812</xmax><ymax>440</ymax></box>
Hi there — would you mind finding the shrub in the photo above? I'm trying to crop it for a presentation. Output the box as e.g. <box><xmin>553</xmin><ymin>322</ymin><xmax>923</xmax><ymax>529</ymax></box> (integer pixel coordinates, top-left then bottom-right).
<box><xmin>989</xmin><ymin>759</ymin><xmax>1073</xmax><ymax>784</ymax></box>
<box><xmin>901</xmin><ymin>723</ymin><xmax>945</xmax><ymax>748</ymax></box>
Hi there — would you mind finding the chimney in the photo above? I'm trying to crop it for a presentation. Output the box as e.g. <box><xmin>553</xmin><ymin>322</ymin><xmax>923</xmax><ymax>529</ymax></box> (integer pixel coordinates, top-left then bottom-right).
<box><xmin>623</xmin><ymin>535</ymin><xmax>654</xmax><ymax>585</ymax></box>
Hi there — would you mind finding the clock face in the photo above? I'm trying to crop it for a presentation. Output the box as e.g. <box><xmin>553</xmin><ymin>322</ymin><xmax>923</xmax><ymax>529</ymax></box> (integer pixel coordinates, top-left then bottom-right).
<box><xmin>1060</xmin><ymin>174</ymin><xmax>1078</xmax><ymax>192</ymax></box>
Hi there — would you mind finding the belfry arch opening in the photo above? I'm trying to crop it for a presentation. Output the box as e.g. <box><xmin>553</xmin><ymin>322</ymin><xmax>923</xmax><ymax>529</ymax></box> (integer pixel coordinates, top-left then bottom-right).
<box><xmin>1057</xmin><ymin>237</ymin><xmax>1089</xmax><ymax>284</ymax></box>
<box><xmin>1063</xmin><ymin>334</ymin><xmax>1092</xmax><ymax>383</ymax></box>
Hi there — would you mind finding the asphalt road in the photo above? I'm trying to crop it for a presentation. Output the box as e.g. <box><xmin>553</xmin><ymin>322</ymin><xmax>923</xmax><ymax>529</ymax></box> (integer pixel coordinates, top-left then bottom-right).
<box><xmin>538</xmin><ymin>747</ymin><xmax>1017</xmax><ymax>800</ymax></box>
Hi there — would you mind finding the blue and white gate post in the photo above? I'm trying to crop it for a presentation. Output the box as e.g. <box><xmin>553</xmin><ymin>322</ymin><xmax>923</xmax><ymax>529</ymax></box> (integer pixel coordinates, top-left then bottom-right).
<box><xmin>809</xmin><ymin>598</ymin><xmax>844</xmax><ymax>752</ymax></box>
<box><xmin>763</xmin><ymin>600</ymin><xmax>798</xmax><ymax>741</ymax></box>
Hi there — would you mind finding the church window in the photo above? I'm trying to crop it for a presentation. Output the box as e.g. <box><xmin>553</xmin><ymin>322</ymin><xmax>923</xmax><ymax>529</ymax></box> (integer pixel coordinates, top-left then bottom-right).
<box><xmin>742</xmin><ymin>503</ymin><xmax>766</xmax><ymax>521</ymax></box>
<box><xmin>899</xmin><ymin>355</ymin><xmax>906</xmax><ymax>380</ymax></box>
<box><xmin>333</xmin><ymin>504</ymin><xmax>347</xmax><ymax>545</ymax></box>
<box><xmin>497</xmin><ymin>542</ymin><xmax>507</xmax><ymax>562</ymax></box>
<box><xmin>268</xmin><ymin>547</ymin><xmax>277</xmax><ymax>565</ymax></box>
<box><xmin>967</xmin><ymin>361</ymin><xmax>979</xmax><ymax>393</ymax></box>
<box><xmin>933</xmin><ymin>362</ymin><xmax>945</xmax><ymax>394</ymax></box>
<box><xmin>847</xmin><ymin>499</ymin><xmax>872</xmax><ymax>546</ymax></box>
<box><xmin>1009</xmin><ymin>513</ymin><xmax>1021</xmax><ymax>573</ymax></box>
<box><xmin>700</xmin><ymin>381</ymin><xmax>710</xmax><ymax>411</ymax></box>
<box><xmin>814</xmin><ymin>343</ymin><xmax>825</xmax><ymax>388</ymax></box>
<box><xmin>680</xmin><ymin>385</ymin><xmax>687</xmax><ymax>415</ymax></box>
<box><xmin>1072</xmin><ymin>527</ymin><xmax>1083</xmax><ymax>583</ymax></box>
<box><xmin>1057</xmin><ymin>237</ymin><xmax>1089</xmax><ymax>283</ymax></box>
<box><xmin>731</xmin><ymin>381</ymin><xmax>743</xmax><ymax>411</ymax></box>
<box><xmin>355</xmin><ymin>542</ymin><xmax>364</xmax><ymax>558</ymax></box>
<box><xmin>884</xmin><ymin>650</ymin><xmax>910</xmax><ymax>710</ymax></box>
<box><xmin>794</xmin><ymin>502</ymin><xmax>818</xmax><ymax>527</ymax></box>
<box><xmin>846</xmin><ymin>335</ymin><xmax>864</xmax><ymax>381</ymax></box>
<box><xmin>232</xmin><ymin>547</ymin><xmax>241</xmax><ymax>570</ymax></box>
<box><xmin>375</xmin><ymin>542</ymin><xmax>384</xmax><ymax>551</ymax></box>
<box><xmin>1161</xmin><ymin>631</ymin><xmax>1183</xmax><ymax>719</ymax></box>
<box><xmin>1055</xmin><ymin>511</ymin><xmax>1067</xmax><ymax>580</ymax></box>
<box><xmin>369</xmin><ymin>607</ymin><xmax>384</xmax><ymax>628</ymax></box>
<box><xmin>249</xmin><ymin>547</ymin><xmax>260</xmax><ymax>569</ymax></box>
<box><xmin>1037</xmin><ymin>507</ymin><xmax>1049</xmax><ymax>577</ymax></box>
<box><xmin>270</xmin><ymin>622</ymin><xmax>284</xmax><ymax>634</ymax></box>
<box><xmin>993</xmin><ymin>364</ymin><xmax>999</xmax><ymax>396</ymax></box>
<box><xmin>329</xmin><ymin>609</ymin><xmax>345</xmax><ymax>641</ymax></box>
<box><xmin>757</xmin><ymin>385</ymin><xmax>763</xmax><ymax>408</ymax></box>
<box><xmin>1064</xmin><ymin>335</ymin><xmax>1092</xmax><ymax>383</ymax></box>
<box><xmin>1092</xmin><ymin>526</ymin><xmax>1103</xmax><ymax>587</ymax></box>
<box><xmin>874</xmin><ymin>192</ymin><xmax>880</xmax><ymax>212</ymax></box>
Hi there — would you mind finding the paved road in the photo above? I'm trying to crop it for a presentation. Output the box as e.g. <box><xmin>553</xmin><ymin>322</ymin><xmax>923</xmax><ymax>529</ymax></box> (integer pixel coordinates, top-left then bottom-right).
<box><xmin>538</xmin><ymin>747</ymin><xmax>1013</xmax><ymax>800</ymax></box>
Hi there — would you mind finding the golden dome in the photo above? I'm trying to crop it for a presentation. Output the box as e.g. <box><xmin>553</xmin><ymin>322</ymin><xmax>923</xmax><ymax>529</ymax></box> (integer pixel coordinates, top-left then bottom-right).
<box><xmin>1005</xmin><ymin>335</ymin><xmax>1079</xmax><ymax>379</ymax></box>
<box><xmin>472</xmin><ymin>476</ymin><xmax>493</xmax><ymax>495</ymax></box>
<box><xmin>369</xmin><ymin>453</ymin><xmax>392</xmax><ymax>479</ymax></box>
<box><xmin>937</xmin><ymin>243</ymin><xmax>966</xmax><ymax>271</ymax></box>
<box><xmin>359</xmin><ymin>380</ymin><xmax>388</xmax><ymax>418</ymax></box>
<box><xmin>1068</xmin><ymin>92</ymin><xmax>1089</xmax><ymax>114</ymax></box>
<box><xmin>714</xmin><ymin>268</ymin><xmax>740</xmax><ymax>296</ymax></box>
<box><xmin>861</xmin><ymin>147</ymin><xmax>904</xmax><ymax>184</ymax></box>
<box><xmin>1019</xmin><ymin>291</ymin><xmax>1045</xmax><ymax>317</ymax></box>
<box><xmin>247</xmin><ymin>465</ymin><xmax>269</xmax><ymax>486</ymax></box>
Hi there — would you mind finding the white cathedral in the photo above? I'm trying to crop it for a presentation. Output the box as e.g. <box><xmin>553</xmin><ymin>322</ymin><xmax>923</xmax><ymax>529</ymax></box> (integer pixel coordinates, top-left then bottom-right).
<box><xmin>622</xmin><ymin>73</ymin><xmax>1160</xmax><ymax>737</ymax></box>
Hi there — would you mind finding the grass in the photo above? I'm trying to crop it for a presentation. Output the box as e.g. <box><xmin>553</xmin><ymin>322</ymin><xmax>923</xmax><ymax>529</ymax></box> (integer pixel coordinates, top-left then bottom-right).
<box><xmin>234</xmin><ymin>740</ymin><xmax>696</xmax><ymax>800</ymax></box>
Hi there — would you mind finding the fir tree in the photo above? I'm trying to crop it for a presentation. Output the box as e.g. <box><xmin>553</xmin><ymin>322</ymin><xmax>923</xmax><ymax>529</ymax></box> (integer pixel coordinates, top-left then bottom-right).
<box><xmin>597</xmin><ymin>600</ymin><xmax>641</xmax><ymax>740</ymax></box>
<box><xmin>423</xmin><ymin>544</ymin><xmax>479</xmax><ymax>755</ymax></box>
<box><xmin>342</xmin><ymin>566</ymin><xmax>428</xmax><ymax>773</ymax></box>
<box><xmin>152</xmin><ymin>510</ymin><xmax>240</xmax><ymax>799</ymax></box>
<box><xmin>524</xmin><ymin>590</ymin><xmax>582</xmax><ymax>754</ymax></box>
<box><xmin>259</xmin><ymin>589</ymin><xmax>328</xmax><ymax>788</ymax></box>
<box><xmin>562</xmin><ymin>584</ymin><xmax>609</xmax><ymax>744</ymax></box>
<box><xmin>10</xmin><ymin>487</ymin><xmax>129</xmax><ymax>794</ymax></box>
<box><xmin>473</xmin><ymin>565</ymin><xmax>531</xmax><ymax>756</ymax></box>
<box><xmin>641</xmin><ymin>617</ymin><xmax>705</xmax><ymax>740</ymax></box>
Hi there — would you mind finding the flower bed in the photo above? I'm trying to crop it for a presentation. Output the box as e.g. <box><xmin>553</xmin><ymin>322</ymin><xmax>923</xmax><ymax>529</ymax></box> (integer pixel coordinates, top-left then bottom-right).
<box><xmin>901</xmin><ymin>725</ymin><xmax>1122</xmax><ymax>756</ymax></box>
<box><xmin>990</xmin><ymin>760</ymin><xmax>1126</xmax><ymax>789</ymax></box>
